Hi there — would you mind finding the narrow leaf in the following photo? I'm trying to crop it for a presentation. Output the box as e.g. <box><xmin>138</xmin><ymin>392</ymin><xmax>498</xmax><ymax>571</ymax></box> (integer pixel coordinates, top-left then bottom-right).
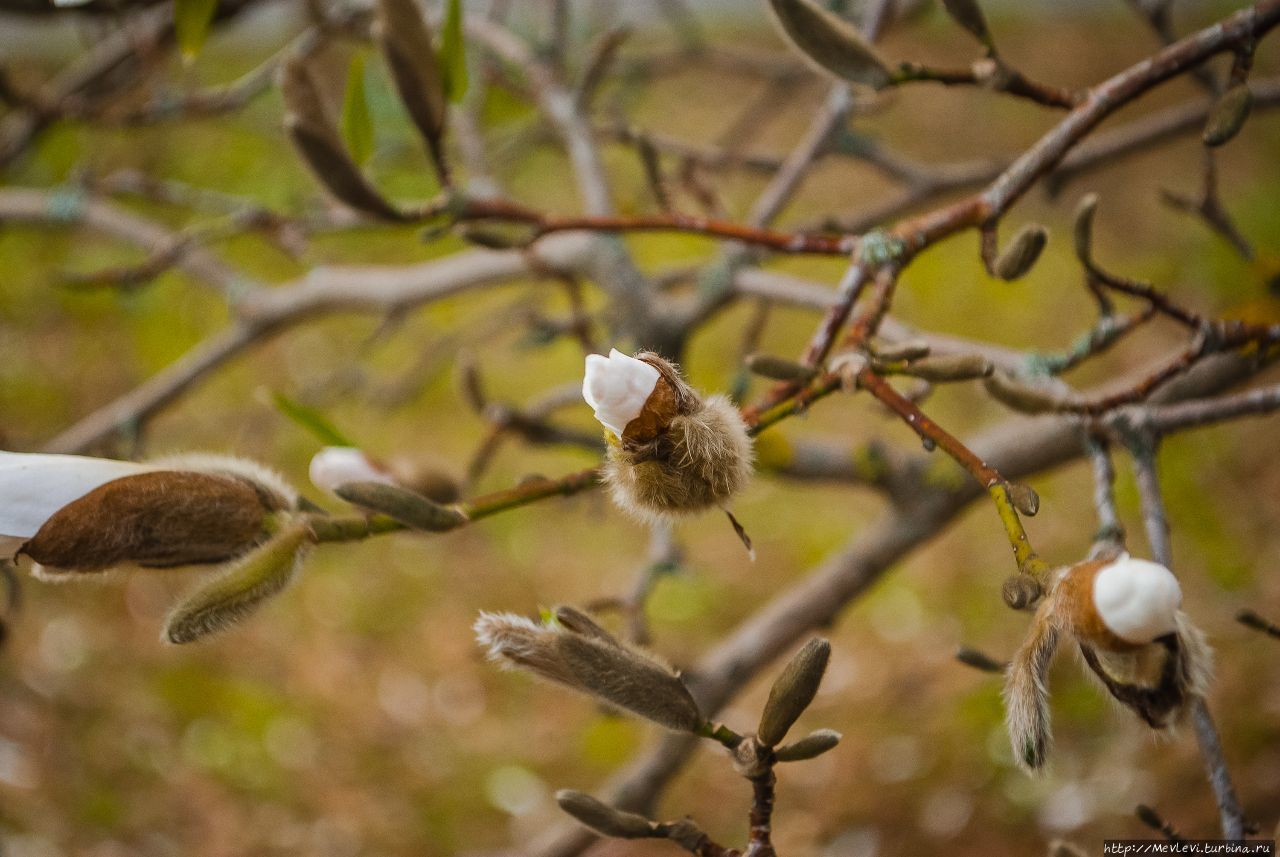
<box><xmin>376</xmin><ymin>0</ymin><xmax>447</xmax><ymax>144</ymax></box>
<box><xmin>341</xmin><ymin>53</ymin><xmax>375</xmax><ymax>166</ymax></box>
<box><xmin>174</xmin><ymin>0</ymin><xmax>219</xmax><ymax>62</ymax></box>
<box><xmin>440</xmin><ymin>0</ymin><xmax>469</xmax><ymax>103</ymax></box>
<box><xmin>271</xmin><ymin>392</ymin><xmax>355</xmax><ymax>447</ymax></box>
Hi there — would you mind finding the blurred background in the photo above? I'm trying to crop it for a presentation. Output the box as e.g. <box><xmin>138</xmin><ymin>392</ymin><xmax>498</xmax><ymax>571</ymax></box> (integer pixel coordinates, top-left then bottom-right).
<box><xmin>0</xmin><ymin>0</ymin><xmax>1278</xmax><ymax>855</ymax></box>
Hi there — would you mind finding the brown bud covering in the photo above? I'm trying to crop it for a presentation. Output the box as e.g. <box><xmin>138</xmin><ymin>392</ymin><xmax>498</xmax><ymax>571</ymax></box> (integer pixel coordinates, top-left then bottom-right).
<box><xmin>604</xmin><ymin>353</ymin><xmax>753</xmax><ymax>523</ymax></box>
<box><xmin>22</xmin><ymin>471</ymin><xmax>277</xmax><ymax>574</ymax></box>
<box><xmin>757</xmin><ymin>637</ymin><xmax>830</xmax><ymax>747</ymax></box>
<box><xmin>1008</xmin><ymin>482</ymin><xmax>1040</xmax><ymax>516</ymax></box>
<box><xmin>1202</xmin><ymin>84</ymin><xmax>1253</xmax><ymax>147</ymax></box>
<box><xmin>1001</xmin><ymin>573</ymin><xmax>1042</xmax><ymax>610</ymax></box>
<box><xmin>992</xmin><ymin>224</ymin><xmax>1048</xmax><ymax>281</ymax></box>
<box><xmin>279</xmin><ymin>59</ymin><xmax>405</xmax><ymax>221</ymax></box>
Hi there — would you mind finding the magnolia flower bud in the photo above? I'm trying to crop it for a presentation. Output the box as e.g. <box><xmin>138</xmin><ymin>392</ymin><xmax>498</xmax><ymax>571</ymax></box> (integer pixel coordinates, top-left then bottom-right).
<box><xmin>584</xmin><ymin>350</ymin><xmax>753</xmax><ymax>526</ymax></box>
<box><xmin>1004</xmin><ymin>553</ymin><xmax>1212</xmax><ymax>773</ymax></box>
<box><xmin>582</xmin><ymin>349</ymin><xmax>661</xmax><ymax>437</ymax></box>
<box><xmin>1</xmin><ymin>452</ymin><xmax>296</xmax><ymax>576</ymax></box>
<box><xmin>309</xmin><ymin>446</ymin><xmax>398</xmax><ymax>495</ymax></box>
<box><xmin>757</xmin><ymin>637</ymin><xmax>830</xmax><ymax>747</ymax></box>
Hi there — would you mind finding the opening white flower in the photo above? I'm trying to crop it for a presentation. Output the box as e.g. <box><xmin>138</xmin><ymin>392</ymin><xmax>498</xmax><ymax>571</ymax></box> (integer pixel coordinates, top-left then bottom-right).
<box><xmin>1092</xmin><ymin>553</ymin><xmax>1182</xmax><ymax>644</ymax></box>
<box><xmin>0</xmin><ymin>452</ymin><xmax>155</xmax><ymax>554</ymax></box>
<box><xmin>582</xmin><ymin>349</ymin><xmax>661</xmax><ymax>436</ymax></box>
<box><xmin>308</xmin><ymin>446</ymin><xmax>397</xmax><ymax>495</ymax></box>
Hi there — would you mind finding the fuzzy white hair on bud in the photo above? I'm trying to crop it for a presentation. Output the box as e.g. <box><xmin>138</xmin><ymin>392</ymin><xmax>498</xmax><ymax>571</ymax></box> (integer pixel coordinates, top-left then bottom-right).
<box><xmin>0</xmin><ymin>452</ymin><xmax>155</xmax><ymax>545</ymax></box>
<box><xmin>1092</xmin><ymin>553</ymin><xmax>1182</xmax><ymax>645</ymax></box>
<box><xmin>582</xmin><ymin>349</ymin><xmax>661</xmax><ymax>436</ymax></box>
<box><xmin>151</xmin><ymin>452</ymin><xmax>298</xmax><ymax>509</ymax></box>
<box><xmin>308</xmin><ymin>446</ymin><xmax>395</xmax><ymax>495</ymax></box>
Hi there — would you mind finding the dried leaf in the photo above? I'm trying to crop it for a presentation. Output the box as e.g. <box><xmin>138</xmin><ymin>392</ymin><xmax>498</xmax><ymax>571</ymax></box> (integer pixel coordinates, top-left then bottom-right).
<box><xmin>164</xmin><ymin>520</ymin><xmax>311</xmax><ymax>643</ymax></box>
<box><xmin>376</xmin><ymin>0</ymin><xmax>447</xmax><ymax>144</ymax></box>
<box><xmin>341</xmin><ymin>53</ymin><xmax>375</xmax><ymax>165</ymax></box>
<box><xmin>175</xmin><ymin>0</ymin><xmax>218</xmax><ymax>62</ymax></box>
<box><xmin>766</xmin><ymin>0</ymin><xmax>892</xmax><ymax>89</ymax></box>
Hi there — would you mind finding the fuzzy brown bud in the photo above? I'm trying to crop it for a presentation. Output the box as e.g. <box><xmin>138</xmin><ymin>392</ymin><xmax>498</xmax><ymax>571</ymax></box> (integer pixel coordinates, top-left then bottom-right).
<box><xmin>22</xmin><ymin>471</ymin><xmax>283</xmax><ymax>574</ymax></box>
<box><xmin>475</xmin><ymin>611</ymin><xmax>703</xmax><ymax>732</ymax></box>
<box><xmin>1008</xmin><ymin>482</ymin><xmax>1040</xmax><ymax>516</ymax></box>
<box><xmin>774</xmin><ymin>728</ymin><xmax>841</xmax><ymax>762</ymax></box>
<box><xmin>992</xmin><ymin>224</ymin><xmax>1048</xmax><ymax>281</ymax></box>
<box><xmin>758</xmin><ymin>637</ymin><xmax>830</xmax><ymax>747</ymax></box>
<box><xmin>334</xmin><ymin>481</ymin><xmax>467</xmax><ymax>531</ymax></box>
<box><xmin>1002</xmin><ymin>574</ymin><xmax>1042</xmax><ymax>610</ymax></box>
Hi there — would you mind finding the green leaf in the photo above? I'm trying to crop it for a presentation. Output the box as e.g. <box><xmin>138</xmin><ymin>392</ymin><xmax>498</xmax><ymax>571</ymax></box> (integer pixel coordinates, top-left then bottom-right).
<box><xmin>341</xmin><ymin>53</ymin><xmax>375</xmax><ymax>165</ymax></box>
<box><xmin>174</xmin><ymin>0</ymin><xmax>219</xmax><ymax>62</ymax></box>
<box><xmin>271</xmin><ymin>392</ymin><xmax>355</xmax><ymax>447</ymax></box>
<box><xmin>439</xmin><ymin>0</ymin><xmax>469</xmax><ymax>103</ymax></box>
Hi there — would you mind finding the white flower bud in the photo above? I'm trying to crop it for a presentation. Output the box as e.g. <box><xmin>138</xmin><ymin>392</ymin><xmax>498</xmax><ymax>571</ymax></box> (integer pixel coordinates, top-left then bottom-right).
<box><xmin>582</xmin><ymin>349</ymin><xmax>660</xmax><ymax>436</ymax></box>
<box><xmin>1092</xmin><ymin>553</ymin><xmax>1181</xmax><ymax>645</ymax></box>
<box><xmin>308</xmin><ymin>446</ymin><xmax>396</xmax><ymax>495</ymax></box>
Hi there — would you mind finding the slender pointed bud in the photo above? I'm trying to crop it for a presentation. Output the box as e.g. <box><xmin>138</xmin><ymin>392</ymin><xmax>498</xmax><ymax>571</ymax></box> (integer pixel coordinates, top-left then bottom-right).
<box><xmin>1073</xmin><ymin>193</ymin><xmax>1098</xmax><ymax>265</ymax></box>
<box><xmin>1008</xmin><ymin>482</ymin><xmax>1040</xmax><ymax>516</ymax></box>
<box><xmin>983</xmin><ymin>372</ymin><xmax>1068</xmax><ymax>414</ymax></box>
<box><xmin>555</xmin><ymin>790</ymin><xmax>656</xmax><ymax>839</ymax></box>
<box><xmin>1002</xmin><ymin>574</ymin><xmax>1041</xmax><ymax>610</ymax></box>
<box><xmin>758</xmin><ymin>637</ymin><xmax>830</xmax><ymax>747</ymax></box>
<box><xmin>766</xmin><ymin>0</ymin><xmax>892</xmax><ymax>89</ymax></box>
<box><xmin>590</xmin><ymin>350</ymin><xmax>753</xmax><ymax>524</ymax></box>
<box><xmin>870</xmin><ymin>339</ymin><xmax>930</xmax><ymax>362</ymax></box>
<box><xmin>745</xmin><ymin>353</ymin><xmax>818</xmax><ymax>382</ymax></box>
<box><xmin>992</xmin><ymin>224</ymin><xmax>1048</xmax><ymax>281</ymax></box>
<box><xmin>279</xmin><ymin>59</ymin><xmax>404</xmax><ymax>221</ymax></box>
<box><xmin>309</xmin><ymin>447</ymin><xmax>397</xmax><ymax>496</ymax></box>
<box><xmin>1202</xmin><ymin>84</ymin><xmax>1252</xmax><ymax>147</ymax></box>
<box><xmin>334</xmin><ymin>481</ymin><xmax>467</xmax><ymax>531</ymax></box>
<box><xmin>940</xmin><ymin>0</ymin><xmax>994</xmax><ymax>51</ymax></box>
<box><xmin>375</xmin><ymin>0</ymin><xmax>447</xmax><ymax>146</ymax></box>
<box><xmin>901</xmin><ymin>354</ymin><xmax>993</xmax><ymax>382</ymax></box>
<box><xmin>955</xmin><ymin>646</ymin><xmax>1006</xmax><ymax>674</ymax></box>
<box><xmin>475</xmin><ymin>611</ymin><xmax>703</xmax><ymax>732</ymax></box>
<box><xmin>774</xmin><ymin>728</ymin><xmax>841</xmax><ymax>762</ymax></box>
<box><xmin>164</xmin><ymin>520</ymin><xmax>311</xmax><ymax>644</ymax></box>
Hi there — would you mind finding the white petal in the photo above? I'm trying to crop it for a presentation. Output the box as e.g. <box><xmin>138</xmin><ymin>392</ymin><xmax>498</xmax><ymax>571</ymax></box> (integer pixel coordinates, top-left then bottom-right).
<box><xmin>308</xmin><ymin>447</ymin><xmax>395</xmax><ymax>494</ymax></box>
<box><xmin>581</xmin><ymin>349</ymin><xmax>660</xmax><ymax>435</ymax></box>
<box><xmin>1092</xmin><ymin>554</ymin><xmax>1182</xmax><ymax>644</ymax></box>
<box><xmin>0</xmin><ymin>452</ymin><xmax>153</xmax><ymax>541</ymax></box>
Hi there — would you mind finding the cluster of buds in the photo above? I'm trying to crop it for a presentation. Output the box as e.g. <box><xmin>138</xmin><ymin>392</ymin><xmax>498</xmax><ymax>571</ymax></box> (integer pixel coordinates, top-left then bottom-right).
<box><xmin>0</xmin><ymin>451</ymin><xmax>309</xmax><ymax>643</ymax></box>
<box><xmin>1004</xmin><ymin>553</ymin><xmax>1212</xmax><ymax>772</ymax></box>
<box><xmin>582</xmin><ymin>349</ymin><xmax>754</xmax><ymax>549</ymax></box>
